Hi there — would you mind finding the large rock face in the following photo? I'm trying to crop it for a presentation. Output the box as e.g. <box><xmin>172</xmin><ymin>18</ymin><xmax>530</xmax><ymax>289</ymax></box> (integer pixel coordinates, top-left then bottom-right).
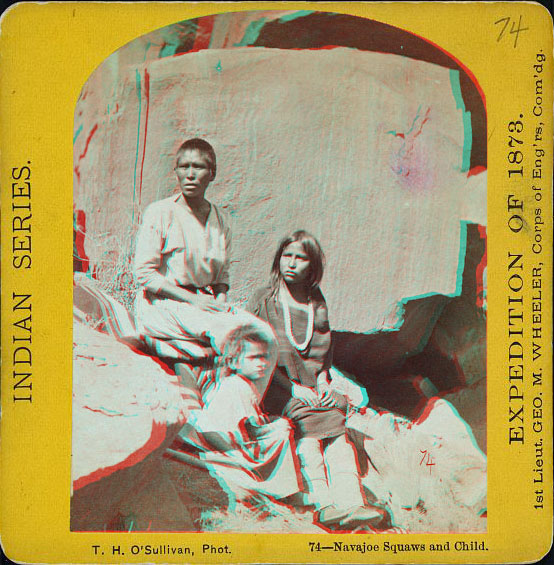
<box><xmin>71</xmin><ymin>322</ymin><xmax>229</xmax><ymax>531</ymax></box>
<box><xmin>74</xmin><ymin>43</ymin><xmax>486</xmax><ymax>333</ymax></box>
<box><xmin>72</xmin><ymin>322</ymin><xmax>188</xmax><ymax>488</ymax></box>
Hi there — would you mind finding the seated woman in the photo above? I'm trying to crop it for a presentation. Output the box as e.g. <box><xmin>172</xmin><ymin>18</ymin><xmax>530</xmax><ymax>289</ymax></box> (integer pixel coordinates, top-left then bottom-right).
<box><xmin>170</xmin><ymin>324</ymin><xmax>301</xmax><ymax>506</ymax></box>
<box><xmin>247</xmin><ymin>230</ymin><xmax>384</xmax><ymax>529</ymax></box>
<box><xmin>134</xmin><ymin>138</ymin><xmax>269</xmax><ymax>395</ymax></box>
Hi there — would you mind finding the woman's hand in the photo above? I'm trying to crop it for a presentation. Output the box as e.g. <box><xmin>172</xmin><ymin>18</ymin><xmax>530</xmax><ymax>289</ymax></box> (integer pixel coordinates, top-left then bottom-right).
<box><xmin>194</xmin><ymin>293</ymin><xmax>230</xmax><ymax>313</ymax></box>
<box><xmin>150</xmin><ymin>279</ymin><xmax>233</xmax><ymax>312</ymax></box>
<box><xmin>158</xmin><ymin>282</ymin><xmax>231</xmax><ymax>312</ymax></box>
<box><xmin>213</xmin><ymin>287</ymin><xmax>228</xmax><ymax>304</ymax></box>
<box><xmin>292</xmin><ymin>383</ymin><xmax>319</xmax><ymax>407</ymax></box>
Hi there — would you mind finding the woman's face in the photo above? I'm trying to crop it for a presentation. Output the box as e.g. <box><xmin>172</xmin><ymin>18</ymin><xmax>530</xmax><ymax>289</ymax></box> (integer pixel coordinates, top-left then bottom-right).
<box><xmin>175</xmin><ymin>149</ymin><xmax>213</xmax><ymax>200</ymax></box>
<box><xmin>280</xmin><ymin>241</ymin><xmax>311</xmax><ymax>286</ymax></box>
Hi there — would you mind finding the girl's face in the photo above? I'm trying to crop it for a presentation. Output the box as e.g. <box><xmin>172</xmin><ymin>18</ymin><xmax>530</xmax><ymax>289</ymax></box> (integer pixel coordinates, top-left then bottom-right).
<box><xmin>280</xmin><ymin>241</ymin><xmax>311</xmax><ymax>285</ymax></box>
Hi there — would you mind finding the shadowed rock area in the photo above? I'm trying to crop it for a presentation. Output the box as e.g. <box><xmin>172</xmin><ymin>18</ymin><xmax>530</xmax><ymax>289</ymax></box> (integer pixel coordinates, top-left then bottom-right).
<box><xmin>332</xmin><ymin>223</ymin><xmax>486</xmax><ymax>452</ymax></box>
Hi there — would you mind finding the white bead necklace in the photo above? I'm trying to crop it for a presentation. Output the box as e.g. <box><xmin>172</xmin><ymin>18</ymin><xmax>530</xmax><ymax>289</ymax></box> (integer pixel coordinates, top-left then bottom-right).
<box><xmin>279</xmin><ymin>284</ymin><xmax>314</xmax><ymax>352</ymax></box>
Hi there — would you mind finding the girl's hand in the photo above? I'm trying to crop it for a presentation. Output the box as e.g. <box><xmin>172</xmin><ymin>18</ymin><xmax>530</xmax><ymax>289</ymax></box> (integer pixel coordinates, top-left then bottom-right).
<box><xmin>319</xmin><ymin>389</ymin><xmax>341</xmax><ymax>408</ymax></box>
<box><xmin>292</xmin><ymin>383</ymin><xmax>319</xmax><ymax>407</ymax></box>
<box><xmin>317</xmin><ymin>371</ymin><xmax>348</xmax><ymax>408</ymax></box>
<box><xmin>316</xmin><ymin>370</ymin><xmax>336</xmax><ymax>407</ymax></box>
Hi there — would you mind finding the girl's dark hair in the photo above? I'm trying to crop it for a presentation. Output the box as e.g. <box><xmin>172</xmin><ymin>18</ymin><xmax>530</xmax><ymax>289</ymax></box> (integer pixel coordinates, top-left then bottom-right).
<box><xmin>176</xmin><ymin>138</ymin><xmax>217</xmax><ymax>179</ymax></box>
<box><xmin>270</xmin><ymin>230</ymin><xmax>325</xmax><ymax>293</ymax></box>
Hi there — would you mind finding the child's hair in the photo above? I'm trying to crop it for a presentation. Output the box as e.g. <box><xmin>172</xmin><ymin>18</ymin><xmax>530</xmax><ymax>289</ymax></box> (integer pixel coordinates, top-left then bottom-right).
<box><xmin>270</xmin><ymin>229</ymin><xmax>325</xmax><ymax>293</ymax></box>
<box><xmin>220</xmin><ymin>324</ymin><xmax>276</xmax><ymax>371</ymax></box>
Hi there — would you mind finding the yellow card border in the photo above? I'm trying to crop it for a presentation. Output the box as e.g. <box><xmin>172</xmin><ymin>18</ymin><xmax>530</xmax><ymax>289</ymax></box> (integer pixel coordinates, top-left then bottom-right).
<box><xmin>1</xmin><ymin>2</ymin><xmax>552</xmax><ymax>563</ymax></box>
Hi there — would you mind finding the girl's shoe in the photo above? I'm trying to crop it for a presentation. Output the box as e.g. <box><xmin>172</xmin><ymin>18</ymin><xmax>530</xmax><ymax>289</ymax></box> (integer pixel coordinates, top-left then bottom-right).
<box><xmin>338</xmin><ymin>504</ymin><xmax>386</xmax><ymax>529</ymax></box>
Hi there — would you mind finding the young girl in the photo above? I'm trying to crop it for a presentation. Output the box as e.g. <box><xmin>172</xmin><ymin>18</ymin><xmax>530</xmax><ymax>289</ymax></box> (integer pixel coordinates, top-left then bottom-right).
<box><xmin>247</xmin><ymin>230</ymin><xmax>383</xmax><ymax>529</ymax></box>
<box><xmin>174</xmin><ymin>324</ymin><xmax>301</xmax><ymax>505</ymax></box>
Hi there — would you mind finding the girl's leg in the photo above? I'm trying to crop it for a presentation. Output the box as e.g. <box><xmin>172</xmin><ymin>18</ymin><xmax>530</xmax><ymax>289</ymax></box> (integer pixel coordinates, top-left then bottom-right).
<box><xmin>324</xmin><ymin>434</ymin><xmax>366</xmax><ymax>511</ymax></box>
<box><xmin>296</xmin><ymin>438</ymin><xmax>331</xmax><ymax>509</ymax></box>
<box><xmin>323</xmin><ymin>434</ymin><xmax>386</xmax><ymax>528</ymax></box>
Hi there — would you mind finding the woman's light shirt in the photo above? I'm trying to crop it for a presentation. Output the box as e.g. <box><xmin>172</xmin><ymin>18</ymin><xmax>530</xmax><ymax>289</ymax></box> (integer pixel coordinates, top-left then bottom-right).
<box><xmin>134</xmin><ymin>193</ymin><xmax>231</xmax><ymax>292</ymax></box>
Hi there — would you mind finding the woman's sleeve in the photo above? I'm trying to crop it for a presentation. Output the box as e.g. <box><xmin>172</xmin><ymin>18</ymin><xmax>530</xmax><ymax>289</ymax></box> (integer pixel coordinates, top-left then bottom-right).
<box><xmin>134</xmin><ymin>205</ymin><xmax>167</xmax><ymax>293</ymax></box>
<box><xmin>214</xmin><ymin>208</ymin><xmax>232</xmax><ymax>288</ymax></box>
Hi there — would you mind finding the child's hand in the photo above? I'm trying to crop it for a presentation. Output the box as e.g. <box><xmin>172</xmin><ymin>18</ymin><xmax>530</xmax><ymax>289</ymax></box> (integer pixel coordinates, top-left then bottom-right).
<box><xmin>292</xmin><ymin>383</ymin><xmax>319</xmax><ymax>407</ymax></box>
<box><xmin>270</xmin><ymin>418</ymin><xmax>292</xmax><ymax>433</ymax></box>
<box><xmin>243</xmin><ymin>415</ymin><xmax>266</xmax><ymax>438</ymax></box>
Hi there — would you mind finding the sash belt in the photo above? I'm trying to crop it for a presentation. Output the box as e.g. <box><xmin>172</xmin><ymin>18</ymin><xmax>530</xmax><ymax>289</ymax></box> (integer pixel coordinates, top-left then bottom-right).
<box><xmin>145</xmin><ymin>284</ymin><xmax>213</xmax><ymax>302</ymax></box>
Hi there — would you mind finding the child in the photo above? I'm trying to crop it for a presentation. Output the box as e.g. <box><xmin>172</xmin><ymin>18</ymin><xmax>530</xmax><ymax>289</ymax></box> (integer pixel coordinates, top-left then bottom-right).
<box><xmin>185</xmin><ymin>324</ymin><xmax>302</xmax><ymax>503</ymax></box>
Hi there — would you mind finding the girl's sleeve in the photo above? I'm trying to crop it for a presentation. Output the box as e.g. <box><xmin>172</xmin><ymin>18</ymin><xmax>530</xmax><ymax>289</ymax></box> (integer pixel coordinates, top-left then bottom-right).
<box><xmin>323</xmin><ymin>336</ymin><xmax>334</xmax><ymax>372</ymax></box>
<box><xmin>204</xmin><ymin>378</ymin><xmax>259</xmax><ymax>429</ymax></box>
<box><xmin>134</xmin><ymin>205</ymin><xmax>167</xmax><ymax>293</ymax></box>
<box><xmin>320</xmin><ymin>298</ymin><xmax>334</xmax><ymax>371</ymax></box>
<box><xmin>272</xmin><ymin>365</ymin><xmax>294</xmax><ymax>392</ymax></box>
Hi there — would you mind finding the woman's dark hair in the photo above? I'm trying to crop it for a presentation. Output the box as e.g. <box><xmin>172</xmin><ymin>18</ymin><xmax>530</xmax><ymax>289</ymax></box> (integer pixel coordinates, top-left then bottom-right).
<box><xmin>270</xmin><ymin>230</ymin><xmax>325</xmax><ymax>292</ymax></box>
<box><xmin>176</xmin><ymin>138</ymin><xmax>217</xmax><ymax>179</ymax></box>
